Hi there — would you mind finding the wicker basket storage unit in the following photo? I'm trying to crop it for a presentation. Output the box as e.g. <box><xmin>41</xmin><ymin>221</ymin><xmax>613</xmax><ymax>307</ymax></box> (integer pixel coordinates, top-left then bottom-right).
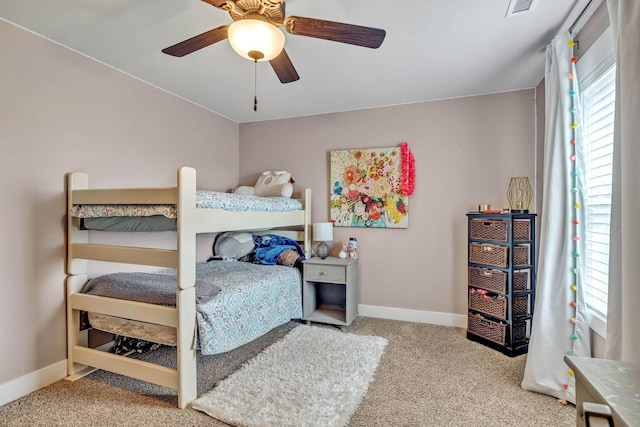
<box><xmin>467</xmin><ymin>313</ymin><xmax>527</xmax><ymax>346</ymax></box>
<box><xmin>468</xmin><ymin>266</ymin><xmax>529</xmax><ymax>294</ymax></box>
<box><xmin>468</xmin><ymin>289</ymin><xmax>529</xmax><ymax>320</ymax></box>
<box><xmin>466</xmin><ymin>213</ymin><xmax>536</xmax><ymax>356</ymax></box>
<box><xmin>470</xmin><ymin>220</ymin><xmax>508</xmax><ymax>242</ymax></box>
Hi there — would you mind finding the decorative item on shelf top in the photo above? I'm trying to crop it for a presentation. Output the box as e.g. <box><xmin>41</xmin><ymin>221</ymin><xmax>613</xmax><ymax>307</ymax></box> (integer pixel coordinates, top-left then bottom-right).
<box><xmin>348</xmin><ymin>237</ymin><xmax>358</xmax><ymax>259</ymax></box>
<box><xmin>339</xmin><ymin>243</ymin><xmax>348</xmax><ymax>259</ymax></box>
<box><xmin>507</xmin><ymin>177</ymin><xmax>533</xmax><ymax>213</ymax></box>
<box><xmin>312</xmin><ymin>222</ymin><xmax>333</xmax><ymax>259</ymax></box>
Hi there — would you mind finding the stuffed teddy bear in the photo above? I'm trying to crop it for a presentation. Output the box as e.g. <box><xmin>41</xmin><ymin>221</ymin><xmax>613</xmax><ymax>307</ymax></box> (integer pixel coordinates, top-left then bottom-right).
<box><xmin>233</xmin><ymin>170</ymin><xmax>294</xmax><ymax>198</ymax></box>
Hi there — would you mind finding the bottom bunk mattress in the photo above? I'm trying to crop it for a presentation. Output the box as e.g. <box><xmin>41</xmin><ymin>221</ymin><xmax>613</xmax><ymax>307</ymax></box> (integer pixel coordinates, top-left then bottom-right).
<box><xmin>82</xmin><ymin>261</ymin><xmax>302</xmax><ymax>355</ymax></box>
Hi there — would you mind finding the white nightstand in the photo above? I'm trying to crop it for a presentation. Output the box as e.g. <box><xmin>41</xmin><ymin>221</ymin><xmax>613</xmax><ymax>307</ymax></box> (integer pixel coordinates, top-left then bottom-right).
<box><xmin>302</xmin><ymin>257</ymin><xmax>358</xmax><ymax>326</ymax></box>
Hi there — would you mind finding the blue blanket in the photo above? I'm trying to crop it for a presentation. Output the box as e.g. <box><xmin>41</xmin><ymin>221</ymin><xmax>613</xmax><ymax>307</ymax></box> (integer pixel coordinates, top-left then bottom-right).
<box><xmin>253</xmin><ymin>234</ymin><xmax>306</xmax><ymax>265</ymax></box>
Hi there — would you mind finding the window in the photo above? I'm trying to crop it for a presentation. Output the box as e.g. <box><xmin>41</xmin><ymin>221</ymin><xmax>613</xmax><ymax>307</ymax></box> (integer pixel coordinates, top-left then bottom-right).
<box><xmin>581</xmin><ymin>66</ymin><xmax>615</xmax><ymax>318</ymax></box>
<box><xmin>577</xmin><ymin>27</ymin><xmax>615</xmax><ymax>322</ymax></box>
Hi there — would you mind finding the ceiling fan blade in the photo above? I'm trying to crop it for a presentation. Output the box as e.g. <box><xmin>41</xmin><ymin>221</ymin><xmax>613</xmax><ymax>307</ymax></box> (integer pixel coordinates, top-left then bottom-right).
<box><xmin>286</xmin><ymin>16</ymin><xmax>385</xmax><ymax>49</ymax></box>
<box><xmin>201</xmin><ymin>0</ymin><xmax>227</xmax><ymax>7</ymax></box>
<box><xmin>269</xmin><ymin>49</ymin><xmax>300</xmax><ymax>84</ymax></box>
<box><xmin>162</xmin><ymin>25</ymin><xmax>229</xmax><ymax>57</ymax></box>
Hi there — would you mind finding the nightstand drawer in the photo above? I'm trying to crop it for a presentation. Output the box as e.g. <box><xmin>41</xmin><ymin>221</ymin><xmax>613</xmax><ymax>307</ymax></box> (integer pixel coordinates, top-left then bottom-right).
<box><xmin>304</xmin><ymin>264</ymin><xmax>345</xmax><ymax>283</ymax></box>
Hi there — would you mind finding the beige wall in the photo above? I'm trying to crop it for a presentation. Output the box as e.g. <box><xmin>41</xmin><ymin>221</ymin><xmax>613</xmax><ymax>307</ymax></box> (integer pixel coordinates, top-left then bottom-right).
<box><xmin>0</xmin><ymin>21</ymin><xmax>239</xmax><ymax>385</ymax></box>
<box><xmin>239</xmin><ymin>89</ymin><xmax>537</xmax><ymax>315</ymax></box>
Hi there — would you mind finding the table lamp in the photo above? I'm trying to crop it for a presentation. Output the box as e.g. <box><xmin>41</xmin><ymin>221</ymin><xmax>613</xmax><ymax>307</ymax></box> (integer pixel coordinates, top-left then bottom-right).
<box><xmin>313</xmin><ymin>222</ymin><xmax>333</xmax><ymax>259</ymax></box>
<box><xmin>507</xmin><ymin>177</ymin><xmax>533</xmax><ymax>213</ymax></box>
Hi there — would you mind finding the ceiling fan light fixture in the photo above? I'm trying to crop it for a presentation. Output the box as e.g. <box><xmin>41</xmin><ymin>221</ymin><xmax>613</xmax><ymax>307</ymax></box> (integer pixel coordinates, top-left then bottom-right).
<box><xmin>228</xmin><ymin>18</ymin><xmax>285</xmax><ymax>62</ymax></box>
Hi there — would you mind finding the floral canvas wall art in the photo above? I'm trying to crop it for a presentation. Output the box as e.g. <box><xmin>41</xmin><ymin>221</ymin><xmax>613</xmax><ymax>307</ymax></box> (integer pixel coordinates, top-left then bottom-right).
<box><xmin>330</xmin><ymin>146</ymin><xmax>409</xmax><ymax>228</ymax></box>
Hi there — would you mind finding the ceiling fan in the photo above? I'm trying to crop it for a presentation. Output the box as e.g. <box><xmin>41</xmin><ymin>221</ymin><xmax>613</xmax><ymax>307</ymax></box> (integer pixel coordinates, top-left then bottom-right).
<box><xmin>162</xmin><ymin>0</ymin><xmax>386</xmax><ymax>84</ymax></box>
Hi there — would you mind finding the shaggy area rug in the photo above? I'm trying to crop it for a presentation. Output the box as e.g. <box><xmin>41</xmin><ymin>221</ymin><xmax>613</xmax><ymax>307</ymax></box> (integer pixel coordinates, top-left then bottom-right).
<box><xmin>191</xmin><ymin>324</ymin><xmax>388</xmax><ymax>427</ymax></box>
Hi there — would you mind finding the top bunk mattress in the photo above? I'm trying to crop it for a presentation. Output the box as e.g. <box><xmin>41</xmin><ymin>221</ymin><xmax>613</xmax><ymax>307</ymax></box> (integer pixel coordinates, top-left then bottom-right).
<box><xmin>69</xmin><ymin>191</ymin><xmax>304</xmax><ymax>232</ymax></box>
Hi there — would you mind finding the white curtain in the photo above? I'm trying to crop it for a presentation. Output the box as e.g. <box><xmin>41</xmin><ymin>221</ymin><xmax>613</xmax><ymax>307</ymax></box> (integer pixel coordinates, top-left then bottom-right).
<box><xmin>604</xmin><ymin>0</ymin><xmax>640</xmax><ymax>364</ymax></box>
<box><xmin>521</xmin><ymin>32</ymin><xmax>591</xmax><ymax>404</ymax></box>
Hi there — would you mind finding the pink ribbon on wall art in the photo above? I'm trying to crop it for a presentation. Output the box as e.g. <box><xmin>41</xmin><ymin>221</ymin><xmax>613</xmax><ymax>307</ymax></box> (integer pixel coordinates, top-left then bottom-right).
<box><xmin>400</xmin><ymin>142</ymin><xmax>416</xmax><ymax>195</ymax></box>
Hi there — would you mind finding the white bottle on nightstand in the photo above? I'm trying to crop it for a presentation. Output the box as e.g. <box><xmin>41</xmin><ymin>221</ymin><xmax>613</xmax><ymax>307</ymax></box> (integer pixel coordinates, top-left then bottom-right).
<box><xmin>348</xmin><ymin>237</ymin><xmax>358</xmax><ymax>259</ymax></box>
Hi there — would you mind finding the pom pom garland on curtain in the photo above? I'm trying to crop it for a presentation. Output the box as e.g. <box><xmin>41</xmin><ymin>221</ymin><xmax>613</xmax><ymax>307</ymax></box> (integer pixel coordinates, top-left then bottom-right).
<box><xmin>560</xmin><ymin>37</ymin><xmax>582</xmax><ymax>406</ymax></box>
<box><xmin>521</xmin><ymin>32</ymin><xmax>591</xmax><ymax>405</ymax></box>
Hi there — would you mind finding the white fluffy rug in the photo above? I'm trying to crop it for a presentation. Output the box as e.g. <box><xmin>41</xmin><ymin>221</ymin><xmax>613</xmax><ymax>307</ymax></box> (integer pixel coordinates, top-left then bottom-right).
<box><xmin>191</xmin><ymin>324</ymin><xmax>388</xmax><ymax>427</ymax></box>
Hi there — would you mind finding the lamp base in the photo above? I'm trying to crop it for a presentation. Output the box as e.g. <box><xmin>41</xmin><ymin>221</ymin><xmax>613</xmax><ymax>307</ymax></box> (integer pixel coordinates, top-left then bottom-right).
<box><xmin>510</xmin><ymin>209</ymin><xmax>529</xmax><ymax>214</ymax></box>
<box><xmin>315</xmin><ymin>241</ymin><xmax>331</xmax><ymax>259</ymax></box>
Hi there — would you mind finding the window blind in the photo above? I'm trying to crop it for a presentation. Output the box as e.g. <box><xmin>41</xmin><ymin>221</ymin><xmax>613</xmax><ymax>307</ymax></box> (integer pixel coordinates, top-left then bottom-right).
<box><xmin>581</xmin><ymin>65</ymin><xmax>615</xmax><ymax>318</ymax></box>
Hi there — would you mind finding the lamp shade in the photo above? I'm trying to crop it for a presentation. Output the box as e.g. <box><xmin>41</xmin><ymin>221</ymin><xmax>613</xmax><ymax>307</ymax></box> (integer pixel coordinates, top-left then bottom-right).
<box><xmin>507</xmin><ymin>177</ymin><xmax>533</xmax><ymax>213</ymax></box>
<box><xmin>313</xmin><ymin>222</ymin><xmax>334</xmax><ymax>242</ymax></box>
<box><xmin>228</xmin><ymin>18</ymin><xmax>285</xmax><ymax>61</ymax></box>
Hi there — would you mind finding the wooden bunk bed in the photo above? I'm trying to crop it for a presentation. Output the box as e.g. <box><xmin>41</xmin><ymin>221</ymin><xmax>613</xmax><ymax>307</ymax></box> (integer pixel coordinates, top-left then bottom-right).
<box><xmin>65</xmin><ymin>166</ymin><xmax>311</xmax><ymax>408</ymax></box>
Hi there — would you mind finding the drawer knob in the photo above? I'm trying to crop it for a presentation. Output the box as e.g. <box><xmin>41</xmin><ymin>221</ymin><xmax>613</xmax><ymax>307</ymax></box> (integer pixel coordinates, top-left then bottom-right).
<box><xmin>319</xmin><ymin>271</ymin><xmax>327</xmax><ymax>276</ymax></box>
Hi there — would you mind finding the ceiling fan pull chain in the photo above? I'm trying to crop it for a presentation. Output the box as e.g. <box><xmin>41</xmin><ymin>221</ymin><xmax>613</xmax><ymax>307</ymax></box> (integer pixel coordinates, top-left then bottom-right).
<box><xmin>254</xmin><ymin>58</ymin><xmax>258</xmax><ymax>112</ymax></box>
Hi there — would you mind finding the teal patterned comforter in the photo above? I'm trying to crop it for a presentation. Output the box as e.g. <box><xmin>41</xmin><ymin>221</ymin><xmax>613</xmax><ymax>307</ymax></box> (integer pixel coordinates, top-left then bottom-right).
<box><xmin>193</xmin><ymin>261</ymin><xmax>302</xmax><ymax>354</ymax></box>
<box><xmin>83</xmin><ymin>261</ymin><xmax>302</xmax><ymax>355</ymax></box>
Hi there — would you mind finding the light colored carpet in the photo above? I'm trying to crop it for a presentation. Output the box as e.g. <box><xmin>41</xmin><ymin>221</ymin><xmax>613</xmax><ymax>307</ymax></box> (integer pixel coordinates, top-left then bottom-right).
<box><xmin>192</xmin><ymin>324</ymin><xmax>388</xmax><ymax>427</ymax></box>
<box><xmin>0</xmin><ymin>317</ymin><xmax>576</xmax><ymax>426</ymax></box>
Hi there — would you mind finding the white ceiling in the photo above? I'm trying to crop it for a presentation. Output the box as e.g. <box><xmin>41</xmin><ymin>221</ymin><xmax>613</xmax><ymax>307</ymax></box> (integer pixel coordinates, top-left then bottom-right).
<box><xmin>1</xmin><ymin>0</ymin><xmax>582</xmax><ymax>123</ymax></box>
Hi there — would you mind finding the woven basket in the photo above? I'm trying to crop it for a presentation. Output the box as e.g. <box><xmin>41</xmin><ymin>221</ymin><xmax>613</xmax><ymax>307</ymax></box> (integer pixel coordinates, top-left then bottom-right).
<box><xmin>469</xmin><ymin>290</ymin><xmax>529</xmax><ymax>319</ymax></box>
<box><xmin>469</xmin><ymin>289</ymin><xmax>507</xmax><ymax>319</ymax></box>
<box><xmin>467</xmin><ymin>314</ymin><xmax>507</xmax><ymax>345</ymax></box>
<box><xmin>513</xmin><ymin>295</ymin><xmax>530</xmax><ymax>318</ymax></box>
<box><xmin>469</xmin><ymin>243</ymin><xmax>508</xmax><ymax>267</ymax></box>
<box><xmin>513</xmin><ymin>245</ymin><xmax>530</xmax><ymax>266</ymax></box>
<box><xmin>513</xmin><ymin>271</ymin><xmax>529</xmax><ymax>292</ymax></box>
<box><xmin>468</xmin><ymin>267</ymin><xmax>529</xmax><ymax>294</ymax></box>
<box><xmin>513</xmin><ymin>220</ymin><xmax>531</xmax><ymax>241</ymax></box>
<box><xmin>468</xmin><ymin>267</ymin><xmax>507</xmax><ymax>293</ymax></box>
<box><xmin>470</xmin><ymin>220</ymin><xmax>508</xmax><ymax>242</ymax></box>
<box><xmin>513</xmin><ymin>321</ymin><xmax>527</xmax><ymax>342</ymax></box>
<box><xmin>467</xmin><ymin>314</ymin><xmax>528</xmax><ymax>345</ymax></box>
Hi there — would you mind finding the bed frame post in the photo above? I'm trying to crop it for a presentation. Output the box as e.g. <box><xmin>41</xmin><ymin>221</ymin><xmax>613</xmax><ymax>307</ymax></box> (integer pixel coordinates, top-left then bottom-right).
<box><xmin>176</xmin><ymin>167</ymin><xmax>198</xmax><ymax>408</ymax></box>
<box><xmin>176</xmin><ymin>287</ymin><xmax>197</xmax><ymax>408</ymax></box>
<box><xmin>65</xmin><ymin>173</ymin><xmax>93</xmax><ymax>379</ymax></box>
<box><xmin>65</xmin><ymin>274</ymin><xmax>95</xmax><ymax>378</ymax></box>
<box><xmin>66</xmin><ymin>173</ymin><xmax>88</xmax><ymax>275</ymax></box>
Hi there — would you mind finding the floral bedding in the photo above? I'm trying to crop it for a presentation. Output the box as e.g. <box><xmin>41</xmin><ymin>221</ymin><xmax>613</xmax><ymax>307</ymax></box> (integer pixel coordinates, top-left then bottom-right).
<box><xmin>85</xmin><ymin>261</ymin><xmax>302</xmax><ymax>355</ymax></box>
<box><xmin>69</xmin><ymin>191</ymin><xmax>303</xmax><ymax>219</ymax></box>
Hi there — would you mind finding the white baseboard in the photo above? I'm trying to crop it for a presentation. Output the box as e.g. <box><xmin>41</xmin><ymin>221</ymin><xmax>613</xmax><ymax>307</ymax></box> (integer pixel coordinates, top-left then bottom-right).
<box><xmin>359</xmin><ymin>304</ymin><xmax>467</xmax><ymax>328</ymax></box>
<box><xmin>0</xmin><ymin>360</ymin><xmax>67</xmax><ymax>407</ymax></box>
